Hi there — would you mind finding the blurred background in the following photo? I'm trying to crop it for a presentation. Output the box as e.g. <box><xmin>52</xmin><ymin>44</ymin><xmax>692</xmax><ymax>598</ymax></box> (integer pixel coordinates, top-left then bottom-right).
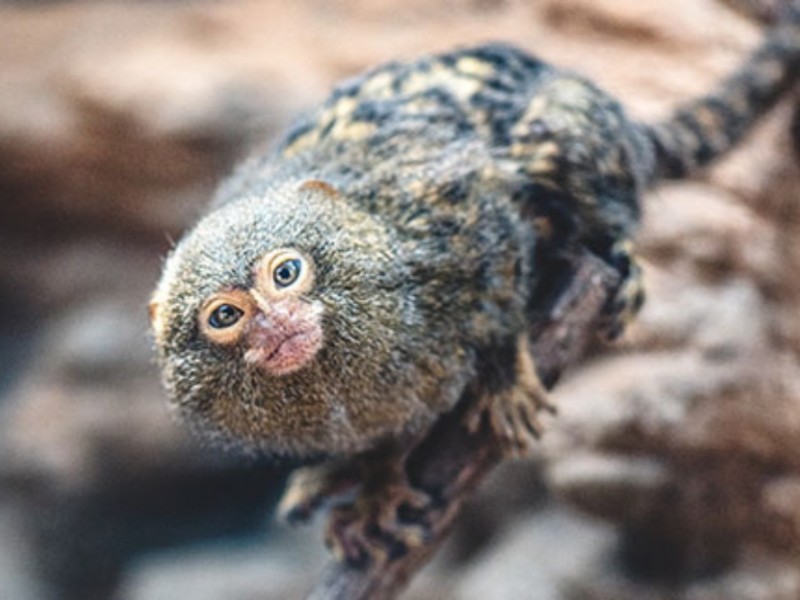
<box><xmin>2</xmin><ymin>0</ymin><xmax>800</xmax><ymax>598</ymax></box>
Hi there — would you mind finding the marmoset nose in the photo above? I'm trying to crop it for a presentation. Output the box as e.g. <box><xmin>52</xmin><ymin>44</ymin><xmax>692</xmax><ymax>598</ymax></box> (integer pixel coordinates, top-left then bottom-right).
<box><xmin>243</xmin><ymin>301</ymin><xmax>324</xmax><ymax>376</ymax></box>
<box><xmin>246</xmin><ymin>305</ymin><xmax>295</xmax><ymax>349</ymax></box>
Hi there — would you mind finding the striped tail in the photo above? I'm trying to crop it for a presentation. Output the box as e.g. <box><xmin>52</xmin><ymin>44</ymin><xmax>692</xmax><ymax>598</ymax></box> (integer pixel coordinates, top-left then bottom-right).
<box><xmin>644</xmin><ymin>2</ymin><xmax>800</xmax><ymax>183</ymax></box>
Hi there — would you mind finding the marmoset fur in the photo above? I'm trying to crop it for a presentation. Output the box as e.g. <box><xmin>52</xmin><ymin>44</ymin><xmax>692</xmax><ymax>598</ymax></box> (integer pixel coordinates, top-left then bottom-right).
<box><xmin>151</xmin><ymin>6</ymin><xmax>800</xmax><ymax>464</ymax></box>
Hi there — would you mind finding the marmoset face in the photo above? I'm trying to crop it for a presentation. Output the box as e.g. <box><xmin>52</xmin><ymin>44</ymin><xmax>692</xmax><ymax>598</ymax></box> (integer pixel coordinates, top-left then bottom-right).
<box><xmin>148</xmin><ymin>181</ymin><xmax>441</xmax><ymax>457</ymax></box>
<box><xmin>191</xmin><ymin>246</ymin><xmax>323</xmax><ymax>376</ymax></box>
<box><xmin>149</xmin><ymin>186</ymin><xmax>332</xmax><ymax>383</ymax></box>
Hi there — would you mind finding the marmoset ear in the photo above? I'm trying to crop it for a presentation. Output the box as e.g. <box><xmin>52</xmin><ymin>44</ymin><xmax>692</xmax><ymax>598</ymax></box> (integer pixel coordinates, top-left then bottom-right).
<box><xmin>148</xmin><ymin>295</ymin><xmax>165</xmax><ymax>343</ymax></box>
<box><xmin>298</xmin><ymin>179</ymin><xmax>341</xmax><ymax>199</ymax></box>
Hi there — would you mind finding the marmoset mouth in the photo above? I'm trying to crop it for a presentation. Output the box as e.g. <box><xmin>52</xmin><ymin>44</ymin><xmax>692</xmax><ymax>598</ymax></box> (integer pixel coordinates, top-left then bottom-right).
<box><xmin>245</xmin><ymin>327</ymin><xmax>322</xmax><ymax>376</ymax></box>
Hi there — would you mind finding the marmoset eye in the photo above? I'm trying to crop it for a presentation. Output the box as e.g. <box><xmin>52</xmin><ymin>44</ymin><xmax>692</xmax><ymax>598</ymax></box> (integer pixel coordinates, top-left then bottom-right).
<box><xmin>198</xmin><ymin>290</ymin><xmax>253</xmax><ymax>344</ymax></box>
<box><xmin>208</xmin><ymin>303</ymin><xmax>243</xmax><ymax>329</ymax></box>
<box><xmin>273</xmin><ymin>258</ymin><xmax>302</xmax><ymax>288</ymax></box>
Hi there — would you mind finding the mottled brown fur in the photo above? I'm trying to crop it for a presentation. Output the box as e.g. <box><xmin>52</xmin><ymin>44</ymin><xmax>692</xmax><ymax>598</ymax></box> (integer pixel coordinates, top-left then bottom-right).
<box><xmin>151</xmin><ymin>2</ymin><xmax>800</xmax><ymax>560</ymax></box>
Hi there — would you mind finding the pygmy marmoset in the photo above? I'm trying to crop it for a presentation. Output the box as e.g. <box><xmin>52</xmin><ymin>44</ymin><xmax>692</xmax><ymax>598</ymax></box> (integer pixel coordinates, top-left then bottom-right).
<box><xmin>150</xmin><ymin>3</ymin><xmax>800</xmax><ymax>530</ymax></box>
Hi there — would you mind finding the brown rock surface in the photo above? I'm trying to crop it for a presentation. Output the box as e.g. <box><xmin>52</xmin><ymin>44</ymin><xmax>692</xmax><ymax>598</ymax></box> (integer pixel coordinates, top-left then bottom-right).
<box><xmin>1</xmin><ymin>0</ymin><xmax>798</xmax><ymax>599</ymax></box>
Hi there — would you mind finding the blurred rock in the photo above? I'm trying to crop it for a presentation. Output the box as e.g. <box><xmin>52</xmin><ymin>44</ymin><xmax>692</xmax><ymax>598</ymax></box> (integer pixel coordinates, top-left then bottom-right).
<box><xmin>541</xmin><ymin>348</ymin><xmax>800</xmax><ymax>572</ymax></box>
<box><xmin>455</xmin><ymin>508</ymin><xmax>618</xmax><ymax>600</ymax></box>
<box><xmin>119</xmin><ymin>525</ymin><xmax>329</xmax><ymax>600</ymax></box>
<box><xmin>0</xmin><ymin>500</ymin><xmax>45</xmax><ymax>600</ymax></box>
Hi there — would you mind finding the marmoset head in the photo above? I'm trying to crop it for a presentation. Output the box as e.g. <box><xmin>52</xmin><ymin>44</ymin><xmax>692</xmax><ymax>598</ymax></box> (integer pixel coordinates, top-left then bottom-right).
<box><xmin>149</xmin><ymin>180</ymin><xmax>437</xmax><ymax>458</ymax></box>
